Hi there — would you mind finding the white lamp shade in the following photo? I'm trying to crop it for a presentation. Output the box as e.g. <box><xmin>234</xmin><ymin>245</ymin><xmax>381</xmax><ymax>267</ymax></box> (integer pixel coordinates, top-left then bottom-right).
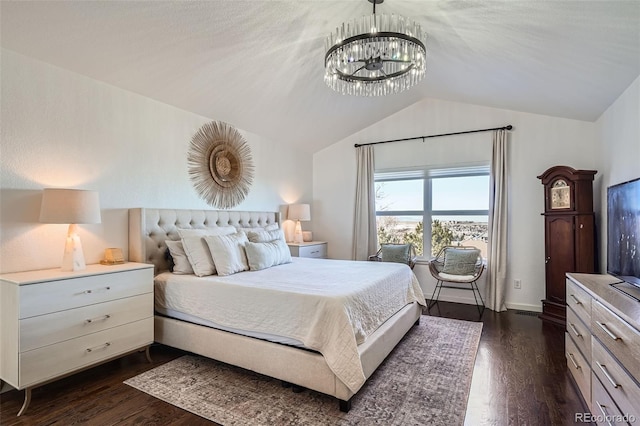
<box><xmin>287</xmin><ymin>204</ymin><xmax>311</xmax><ymax>222</ymax></box>
<box><xmin>40</xmin><ymin>188</ymin><xmax>101</xmax><ymax>224</ymax></box>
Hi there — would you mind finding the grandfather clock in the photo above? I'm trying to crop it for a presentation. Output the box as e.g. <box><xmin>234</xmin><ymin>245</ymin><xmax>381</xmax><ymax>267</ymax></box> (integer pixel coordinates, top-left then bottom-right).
<box><xmin>538</xmin><ymin>166</ymin><xmax>596</xmax><ymax>326</ymax></box>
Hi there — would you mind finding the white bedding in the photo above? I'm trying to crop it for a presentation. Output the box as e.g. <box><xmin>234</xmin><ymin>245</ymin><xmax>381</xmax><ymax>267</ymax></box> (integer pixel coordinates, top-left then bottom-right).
<box><xmin>154</xmin><ymin>257</ymin><xmax>425</xmax><ymax>393</ymax></box>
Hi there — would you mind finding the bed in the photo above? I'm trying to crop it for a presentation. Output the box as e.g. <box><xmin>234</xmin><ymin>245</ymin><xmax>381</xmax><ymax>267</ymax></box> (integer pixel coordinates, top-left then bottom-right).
<box><xmin>129</xmin><ymin>208</ymin><xmax>425</xmax><ymax>412</ymax></box>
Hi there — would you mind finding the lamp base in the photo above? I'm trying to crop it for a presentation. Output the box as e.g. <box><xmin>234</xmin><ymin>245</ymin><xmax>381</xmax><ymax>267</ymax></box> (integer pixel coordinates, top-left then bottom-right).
<box><xmin>293</xmin><ymin>220</ymin><xmax>304</xmax><ymax>244</ymax></box>
<box><xmin>61</xmin><ymin>224</ymin><xmax>87</xmax><ymax>271</ymax></box>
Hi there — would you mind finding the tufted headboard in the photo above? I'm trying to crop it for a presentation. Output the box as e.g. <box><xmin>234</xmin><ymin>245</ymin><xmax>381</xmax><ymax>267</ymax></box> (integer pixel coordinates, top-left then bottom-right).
<box><xmin>129</xmin><ymin>208</ymin><xmax>280</xmax><ymax>275</ymax></box>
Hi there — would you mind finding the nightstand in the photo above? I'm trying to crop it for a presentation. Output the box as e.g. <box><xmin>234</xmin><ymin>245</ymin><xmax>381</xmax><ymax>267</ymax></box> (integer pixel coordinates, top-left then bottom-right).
<box><xmin>288</xmin><ymin>241</ymin><xmax>328</xmax><ymax>259</ymax></box>
<box><xmin>0</xmin><ymin>262</ymin><xmax>154</xmax><ymax>416</ymax></box>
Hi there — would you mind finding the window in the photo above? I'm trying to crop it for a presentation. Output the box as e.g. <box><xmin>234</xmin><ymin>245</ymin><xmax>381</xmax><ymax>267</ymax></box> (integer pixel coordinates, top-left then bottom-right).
<box><xmin>375</xmin><ymin>166</ymin><xmax>490</xmax><ymax>258</ymax></box>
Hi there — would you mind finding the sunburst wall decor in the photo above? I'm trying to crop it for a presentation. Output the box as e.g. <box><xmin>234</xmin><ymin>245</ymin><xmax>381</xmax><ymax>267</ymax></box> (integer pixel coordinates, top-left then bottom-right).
<box><xmin>187</xmin><ymin>121</ymin><xmax>254</xmax><ymax>209</ymax></box>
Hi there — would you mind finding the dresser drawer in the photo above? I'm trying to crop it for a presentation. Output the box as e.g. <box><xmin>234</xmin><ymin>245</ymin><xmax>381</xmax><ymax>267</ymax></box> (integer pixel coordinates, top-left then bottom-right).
<box><xmin>290</xmin><ymin>243</ymin><xmax>327</xmax><ymax>258</ymax></box>
<box><xmin>298</xmin><ymin>244</ymin><xmax>326</xmax><ymax>258</ymax></box>
<box><xmin>20</xmin><ymin>293</ymin><xmax>153</xmax><ymax>352</ymax></box>
<box><xmin>19</xmin><ymin>317</ymin><xmax>153</xmax><ymax>388</ymax></box>
<box><xmin>592</xmin><ymin>337</ymin><xmax>640</xmax><ymax>421</ymax></box>
<box><xmin>567</xmin><ymin>306</ymin><xmax>591</xmax><ymax>364</ymax></box>
<box><xmin>567</xmin><ymin>278</ymin><xmax>592</xmax><ymax>326</ymax></box>
<box><xmin>566</xmin><ymin>332</ymin><xmax>592</xmax><ymax>410</ymax></box>
<box><xmin>19</xmin><ymin>268</ymin><xmax>153</xmax><ymax>318</ymax></box>
<box><xmin>592</xmin><ymin>301</ymin><xmax>640</xmax><ymax>384</ymax></box>
<box><xmin>591</xmin><ymin>372</ymin><xmax>629</xmax><ymax>426</ymax></box>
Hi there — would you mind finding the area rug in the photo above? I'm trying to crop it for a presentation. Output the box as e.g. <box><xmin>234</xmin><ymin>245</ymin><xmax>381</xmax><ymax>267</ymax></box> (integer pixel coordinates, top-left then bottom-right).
<box><xmin>124</xmin><ymin>315</ymin><xmax>482</xmax><ymax>425</ymax></box>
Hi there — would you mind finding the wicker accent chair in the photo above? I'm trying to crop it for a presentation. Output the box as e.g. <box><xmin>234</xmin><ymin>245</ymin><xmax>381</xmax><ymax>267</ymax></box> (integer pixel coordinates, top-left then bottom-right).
<box><xmin>428</xmin><ymin>246</ymin><xmax>485</xmax><ymax>318</ymax></box>
<box><xmin>368</xmin><ymin>243</ymin><xmax>417</xmax><ymax>270</ymax></box>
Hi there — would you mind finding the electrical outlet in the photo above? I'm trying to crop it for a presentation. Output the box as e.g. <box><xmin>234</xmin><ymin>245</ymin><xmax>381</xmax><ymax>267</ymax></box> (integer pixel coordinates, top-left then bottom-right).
<box><xmin>514</xmin><ymin>279</ymin><xmax>522</xmax><ymax>289</ymax></box>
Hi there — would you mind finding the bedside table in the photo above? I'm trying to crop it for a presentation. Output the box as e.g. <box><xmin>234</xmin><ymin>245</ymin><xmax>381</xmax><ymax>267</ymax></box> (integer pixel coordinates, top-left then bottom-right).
<box><xmin>288</xmin><ymin>241</ymin><xmax>327</xmax><ymax>259</ymax></box>
<box><xmin>0</xmin><ymin>262</ymin><xmax>154</xmax><ymax>416</ymax></box>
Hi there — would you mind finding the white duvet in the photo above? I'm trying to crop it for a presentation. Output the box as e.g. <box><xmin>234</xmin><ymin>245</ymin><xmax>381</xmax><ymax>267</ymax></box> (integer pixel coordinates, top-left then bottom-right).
<box><xmin>154</xmin><ymin>257</ymin><xmax>425</xmax><ymax>393</ymax></box>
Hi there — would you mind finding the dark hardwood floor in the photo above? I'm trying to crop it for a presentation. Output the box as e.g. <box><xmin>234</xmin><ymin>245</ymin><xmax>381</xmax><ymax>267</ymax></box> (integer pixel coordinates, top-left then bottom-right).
<box><xmin>427</xmin><ymin>302</ymin><xmax>588</xmax><ymax>426</ymax></box>
<box><xmin>1</xmin><ymin>303</ymin><xmax>587</xmax><ymax>425</ymax></box>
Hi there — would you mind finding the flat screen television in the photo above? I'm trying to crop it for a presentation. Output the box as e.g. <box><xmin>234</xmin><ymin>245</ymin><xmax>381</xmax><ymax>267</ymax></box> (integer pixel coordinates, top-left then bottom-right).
<box><xmin>607</xmin><ymin>177</ymin><xmax>640</xmax><ymax>288</ymax></box>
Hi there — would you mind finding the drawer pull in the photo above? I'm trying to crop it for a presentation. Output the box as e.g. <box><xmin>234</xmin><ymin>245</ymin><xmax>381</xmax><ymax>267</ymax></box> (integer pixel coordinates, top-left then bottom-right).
<box><xmin>595</xmin><ymin>321</ymin><xmax>621</xmax><ymax>341</ymax></box>
<box><xmin>86</xmin><ymin>342</ymin><xmax>111</xmax><ymax>353</ymax></box>
<box><xmin>83</xmin><ymin>286</ymin><xmax>111</xmax><ymax>294</ymax></box>
<box><xmin>569</xmin><ymin>294</ymin><xmax>582</xmax><ymax>305</ymax></box>
<box><xmin>310</xmin><ymin>250</ymin><xmax>319</xmax><ymax>254</ymax></box>
<box><xmin>595</xmin><ymin>401</ymin><xmax>615</xmax><ymax>426</ymax></box>
<box><xmin>568</xmin><ymin>323</ymin><xmax>582</xmax><ymax>338</ymax></box>
<box><xmin>567</xmin><ymin>352</ymin><xmax>580</xmax><ymax>370</ymax></box>
<box><xmin>85</xmin><ymin>314</ymin><xmax>111</xmax><ymax>324</ymax></box>
<box><xmin>596</xmin><ymin>362</ymin><xmax>620</xmax><ymax>388</ymax></box>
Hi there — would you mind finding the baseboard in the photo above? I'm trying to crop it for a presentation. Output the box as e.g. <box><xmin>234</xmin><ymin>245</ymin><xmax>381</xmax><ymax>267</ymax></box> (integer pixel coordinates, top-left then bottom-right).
<box><xmin>505</xmin><ymin>302</ymin><xmax>542</xmax><ymax>313</ymax></box>
<box><xmin>428</xmin><ymin>294</ymin><xmax>542</xmax><ymax>313</ymax></box>
<box><xmin>432</xmin><ymin>294</ymin><xmax>481</xmax><ymax>306</ymax></box>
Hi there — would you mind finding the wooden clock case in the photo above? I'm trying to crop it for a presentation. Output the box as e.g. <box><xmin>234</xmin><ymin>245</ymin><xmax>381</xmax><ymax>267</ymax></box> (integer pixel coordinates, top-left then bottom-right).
<box><xmin>537</xmin><ymin>165</ymin><xmax>597</xmax><ymax>326</ymax></box>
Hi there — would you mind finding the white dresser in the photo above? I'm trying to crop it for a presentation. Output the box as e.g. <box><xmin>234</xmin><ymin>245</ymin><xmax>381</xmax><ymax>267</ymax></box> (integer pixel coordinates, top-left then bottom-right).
<box><xmin>288</xmin><ymin>241</ymin><xmax>328</xmax><ymax>259</ymax></box>
<box><xmin>0</xmin><ymin>262</ymin><xmax>154</xmax><ymax>416</ymax></box>
<box><xmin>566</xmin><ymin>273</ymin><xmax>640</xmax><ymax>424</ymax></box>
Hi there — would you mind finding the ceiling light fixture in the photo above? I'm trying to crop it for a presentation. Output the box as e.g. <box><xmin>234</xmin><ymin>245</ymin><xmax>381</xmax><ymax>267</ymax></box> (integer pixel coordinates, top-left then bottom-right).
<box><xmin>324</xmin><ymin>0</ymin><xmax>427</xmax><ymax>96</ymax></box>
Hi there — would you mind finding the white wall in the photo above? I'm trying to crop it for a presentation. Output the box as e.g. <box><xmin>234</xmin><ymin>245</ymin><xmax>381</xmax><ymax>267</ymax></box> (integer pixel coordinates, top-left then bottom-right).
<box><xmin>0</xmin><ymin>49</ymin><xmax>313</xmax><ymax>273</ymax></box>
<box><xmin>595</xmin><ymin>75</ymin><xmax>640</xmax><ymax>271</ymax></box>
<box><xmin>313</xmin><ymin>97</ymin><xmax>599</xmax><ymax>311</ymax></box>
<box><xmin>3</xmin><ymin>45</ymin><xmax>635</xmax><ymax>308</ymax></box>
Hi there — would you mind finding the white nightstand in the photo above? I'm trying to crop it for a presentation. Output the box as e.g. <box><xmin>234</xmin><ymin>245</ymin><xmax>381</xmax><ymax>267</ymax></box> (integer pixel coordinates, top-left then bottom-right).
<box><xmin>288</xmin><ymin>241</ymin><xmax>328</xmax><ymax>259</ymax></box>
<box><xmin>0</xmin><ymin>262</ymin><xmax>154</xmax><ymax>416</ymax></box>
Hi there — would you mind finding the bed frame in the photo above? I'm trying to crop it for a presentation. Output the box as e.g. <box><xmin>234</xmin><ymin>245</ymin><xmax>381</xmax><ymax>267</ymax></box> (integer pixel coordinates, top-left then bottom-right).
<box><xmin>128</xmin><ymin>208</ymin><xmax>421</xmax><ymax>411</ymax></box>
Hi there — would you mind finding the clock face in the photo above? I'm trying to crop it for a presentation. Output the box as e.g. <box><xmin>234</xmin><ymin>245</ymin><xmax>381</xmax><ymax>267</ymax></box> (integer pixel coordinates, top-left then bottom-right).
<box><xmin>550</xmin><ymin>179</ymin><xmax>570</xmax><ymax>209</ymax></box>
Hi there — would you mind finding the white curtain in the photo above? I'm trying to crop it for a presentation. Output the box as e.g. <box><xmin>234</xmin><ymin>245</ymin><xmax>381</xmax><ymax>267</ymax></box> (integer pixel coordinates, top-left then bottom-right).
<box><xmin>352</xmin><ymin>145</ymin><xmax>378</xmax><ymax>261</ymax></box>
<box><xmin>486</xmin><ymin>129</ymin><xmax>508</xmax><ymax>312</ymax></box>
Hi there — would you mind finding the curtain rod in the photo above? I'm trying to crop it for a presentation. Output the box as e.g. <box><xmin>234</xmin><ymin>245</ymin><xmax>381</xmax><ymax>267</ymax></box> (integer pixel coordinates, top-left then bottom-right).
<box><xmin>354</xmin><ymin>125</ymin><xmax>513</xmax><ymax>148</ymax></box>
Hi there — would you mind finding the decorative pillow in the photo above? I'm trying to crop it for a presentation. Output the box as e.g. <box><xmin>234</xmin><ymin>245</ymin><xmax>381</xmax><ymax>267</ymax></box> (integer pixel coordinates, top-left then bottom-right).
<box><xmin>204</xmin><ymin>232</ymin><xmax>249</xmax><ymax>276</ymax></box>
<box><xmin>165</xmin><ymin>240</ymin><xmax>194</xmax><ymax>275</ymax></box>
<box><xmin>178</xmin><ymin>226</ymin><xmax>237</xmax><ymax>277</ymax></box>
<box><xmin>177</xmin><ymin>226</ymin><xmax>237</xmax><ymax>239</ymax></box>
<box><xmin>165</xmin><ymin>247</ymin><xmax>175</xmax><ymax>271</ymax></box>
<box><xmin>181</xmin><ymin>236</ymin><xmax>217</xmax><ymax>277</ymax></box>
<box><xmin>247</xmin><ymin>228</ymin><xmax>285</xmax><ymax>243</ymax></box>
<box><xmin>381</xmin><ymin>244</ymin><xmax>411</xmax><ymax>265</ymax></box>
<box><xmin>237</xmin><ymin>223</ymin><xmax>279</xmax><ymax>234</ymax></box>
<box><xmin>244</xmin><ymin>239</ymin><xmax>292</xmax><ymax>271</ymax></box>
<box><xmin>442</xmin><ymin>248</ymin><xmax>479</xmax><ymax>275</ymax></box>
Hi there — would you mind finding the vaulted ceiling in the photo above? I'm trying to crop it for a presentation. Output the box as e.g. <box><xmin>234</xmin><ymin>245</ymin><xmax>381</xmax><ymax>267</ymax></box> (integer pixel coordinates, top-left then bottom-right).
<box><xmin>2</xmin><ymin>1</ymin><xmax>639</xmax><ymax>153</ymax></box>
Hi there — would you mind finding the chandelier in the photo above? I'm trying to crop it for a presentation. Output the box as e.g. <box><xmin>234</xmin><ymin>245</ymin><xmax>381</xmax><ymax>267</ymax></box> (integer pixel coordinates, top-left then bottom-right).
<box><xmin>324</xmin><ymin>0</ymin><xmax>427</xmax><ymax>96</ymax></box>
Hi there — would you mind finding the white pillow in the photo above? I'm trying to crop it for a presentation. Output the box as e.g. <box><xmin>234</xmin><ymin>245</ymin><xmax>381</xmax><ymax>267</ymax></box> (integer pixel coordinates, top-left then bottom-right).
<box><xmin>165</xmin><ymin>240</ymin><xmax>194</xmax><ymax>275</ymax></box>
<box><xmin>178</xmin><ymin>226</ymin><xmax>237</xmax><ymax>277</ymax></box>
<box><xmin>245</xmin><ymin>239</ymin><xmax>292</xmax><ymax>271</ymax></box>
<box><xmin>177</xmin><ymin>226</ymin><xmax>237</xmax><ymax>239</ymax></box>
<box><xmin>204</xmin><ymin>232</ymin><xmax>249</xmax><ymax>276</ymax></box>
<box><xmin>247</xmin><ymin>228</ymin><xmax>286</xmax><ymax>243</ymax></box>
<box><xmin>237</xmin><ymin>223</ymin><xmax>279</xmax><ymax>234</ymax></box>
<box><xmin>165</xmin><ymin>240</ymin><xmax>193</xmax><ymax>275</ymax></box>
<box><xmin>181</xmin><ymin>236</ymin><xmax>216</xmax><ymax>277</ymax></box>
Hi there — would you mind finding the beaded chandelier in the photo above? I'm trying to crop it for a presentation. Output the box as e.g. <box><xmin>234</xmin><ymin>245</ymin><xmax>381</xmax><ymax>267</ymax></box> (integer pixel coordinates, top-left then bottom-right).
<box><xmin>324</xmin><ymin>0</ymin><xmax>427</xmax><ymax>96</ymax></box>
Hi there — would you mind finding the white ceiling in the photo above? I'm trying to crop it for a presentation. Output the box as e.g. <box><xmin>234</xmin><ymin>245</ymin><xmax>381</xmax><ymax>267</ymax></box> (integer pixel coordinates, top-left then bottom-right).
<box><xmin>2</xmin><ymin>1</ymin><xmax>639</xmax><ymax>153</ymax></box>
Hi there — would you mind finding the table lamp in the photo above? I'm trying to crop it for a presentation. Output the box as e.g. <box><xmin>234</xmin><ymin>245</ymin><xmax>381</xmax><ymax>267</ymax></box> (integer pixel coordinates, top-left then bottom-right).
<box><xmin>288</xmin><ymin>203</ymin><xmax>310</xmax><ymax>244</ymax></box>
<box><xmin>39</xmin><ymin>188</ymin><xmax>101</xmax><ymax>271</ymax></box>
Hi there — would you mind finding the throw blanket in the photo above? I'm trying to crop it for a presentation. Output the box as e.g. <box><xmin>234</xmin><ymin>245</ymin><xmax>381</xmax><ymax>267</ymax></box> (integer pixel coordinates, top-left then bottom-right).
<box><xmin>154</xmin><ymin>257</ymin><xmax>425</xmax><ymax>393</ymax></box>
